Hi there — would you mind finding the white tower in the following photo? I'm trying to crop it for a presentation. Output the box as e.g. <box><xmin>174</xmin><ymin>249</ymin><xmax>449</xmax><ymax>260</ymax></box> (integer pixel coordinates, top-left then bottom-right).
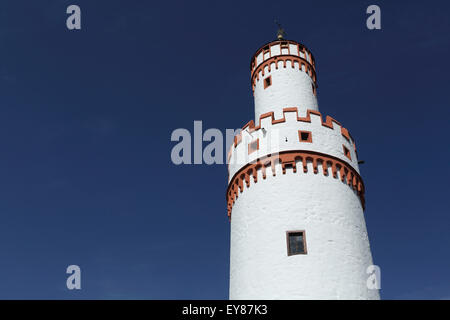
<box><xmin>227</xmin><ymin>38</ymin><xmax>379</xmax><ymax>300</ymax></box>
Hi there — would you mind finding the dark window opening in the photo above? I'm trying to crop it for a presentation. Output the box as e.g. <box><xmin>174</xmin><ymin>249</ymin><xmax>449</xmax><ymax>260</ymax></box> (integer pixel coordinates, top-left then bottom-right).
<box><xmin>301</xmin><ymin>132</ymin><xmax>310</xmax><ymax>141</ymax></box>
<box><xmin>343</xmin><ymin>145</ymin><xmax>351</xmax><ymax>160</ymax></box>
<box><xmin>264</xmin><ymin>76</ymin><xmax>272</xmax><ymax>89</ymax></box>
<box><xmin>287</xmin><ymin>231</ymin><xmax>307</xmax><ymax>256</ymax></box>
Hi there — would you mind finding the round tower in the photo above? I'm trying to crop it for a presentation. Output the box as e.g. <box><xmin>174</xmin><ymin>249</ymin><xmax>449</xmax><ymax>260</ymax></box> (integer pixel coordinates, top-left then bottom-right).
<box><xmin>226</xmin><ymin>38</ymin><xmax>379</xmax><ymax>300</ymax></box>
<box><xmin>251</xmin><ymin>40</ymin><xmax>318</xmax><ymax>120</ymax></box>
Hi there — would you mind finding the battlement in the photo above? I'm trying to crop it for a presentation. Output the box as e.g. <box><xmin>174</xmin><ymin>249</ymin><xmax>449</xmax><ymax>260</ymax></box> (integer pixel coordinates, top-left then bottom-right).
<box><xmin>237</xmin><ymin>108</ymin><xmax>355</xmax><ymax>144</ymax></box>
<box><xmin>227</xmin><ymin>108</ymin><xmax>360</xmax><ymax>181</ymax></box>
<box><xmin>250</xmin><ymin>40</ymin><xmax>316</xmax><ymax>90</ymax></box>
<box><xmin>252</xmin><ymin>55</ymin><xmax>317</xmax><ymax>93</ymax></box>
<box><xmin>228</xmin><ymin>38</ymin><xmax>377</xmax><ymax>300</ymax></box>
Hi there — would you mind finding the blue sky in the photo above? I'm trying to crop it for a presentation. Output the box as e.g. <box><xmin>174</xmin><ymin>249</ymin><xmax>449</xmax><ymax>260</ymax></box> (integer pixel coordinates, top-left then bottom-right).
<box><xmin>0</xmin><ymin>0</ymin><xmax>448</xmax><ymax>299</ymax></box>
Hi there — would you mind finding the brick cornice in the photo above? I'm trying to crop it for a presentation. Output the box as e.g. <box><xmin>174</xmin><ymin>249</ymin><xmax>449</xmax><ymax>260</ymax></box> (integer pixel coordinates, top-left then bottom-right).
<box><xmin>251</xmin><ymin>55</ymin><xmax>317</xmax><ymax>91</ymax></box>
<box><xmin>226</xmin><ymin>150</ymin><xmax>365</xmax><ymax>219</ymax></box>
<box><xmin>230</xmin><ymin>108</ymin><xmax>355</xmax><ymax>150</ymax></box>
<box><xmin>250</xmin><ymin>39</ymin><xmax>316</xmax><ymax>71</ymax></box>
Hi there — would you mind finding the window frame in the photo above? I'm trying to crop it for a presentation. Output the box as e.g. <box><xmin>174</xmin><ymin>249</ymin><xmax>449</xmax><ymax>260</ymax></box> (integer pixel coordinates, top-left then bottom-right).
<box><xmin>286</xmin><ymin>230</ymin><xmax>308</xmax><ymax>256</ymax></box>
<box><xmin>343</xmin><ymin>145</ymin><xmax>351</xmax><ymax>160</ymax></box>
<box><xmin>298</xmin><ymin>130</ymin><xmax>312</xmax><ymax>143</ymax></box>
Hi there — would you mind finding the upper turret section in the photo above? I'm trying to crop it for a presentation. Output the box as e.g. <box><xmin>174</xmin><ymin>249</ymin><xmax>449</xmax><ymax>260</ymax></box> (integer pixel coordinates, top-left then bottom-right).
<box><xmin>251</xmin><ymin>40</ymin><xmax>319</xmax><ymax>121</ymax></box>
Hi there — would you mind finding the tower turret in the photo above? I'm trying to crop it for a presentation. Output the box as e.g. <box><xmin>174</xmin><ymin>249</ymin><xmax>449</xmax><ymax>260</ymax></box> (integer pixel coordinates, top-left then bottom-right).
<box><xmin>226</xmin><ymin>38</ymin><xmax>379</xmax><ymax>300</ymax></box>
<box><xmin>251</xmin><ymin>40</ymin><xmax>318</xmax><ymax>120</ymax></box>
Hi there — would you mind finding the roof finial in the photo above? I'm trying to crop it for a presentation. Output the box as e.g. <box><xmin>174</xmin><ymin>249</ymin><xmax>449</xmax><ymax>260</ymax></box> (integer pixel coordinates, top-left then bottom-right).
<box><xmin>275</xmin><ymin>20</ymin><xmax>286</xmax><ymax>40</ymax></box>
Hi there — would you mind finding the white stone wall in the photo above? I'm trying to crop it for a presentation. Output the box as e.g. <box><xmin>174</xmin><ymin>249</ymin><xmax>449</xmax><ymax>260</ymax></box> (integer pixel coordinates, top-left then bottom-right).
<box><xmin>229</xmin><ymin>163</ymin><xmax>379</xmax><ymax>300</ymax></box>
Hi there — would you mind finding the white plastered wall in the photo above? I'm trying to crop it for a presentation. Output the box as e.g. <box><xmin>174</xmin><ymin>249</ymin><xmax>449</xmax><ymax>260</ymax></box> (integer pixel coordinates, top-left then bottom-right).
<box><xmin>253</xmin><ymin>61</ymin><xmax>318</xmax><ymax>120</ymax></box>
<box><xmin>229</xmin><ymin>163</ymin><xmax>379</xmax><ymax>300</ymax></box>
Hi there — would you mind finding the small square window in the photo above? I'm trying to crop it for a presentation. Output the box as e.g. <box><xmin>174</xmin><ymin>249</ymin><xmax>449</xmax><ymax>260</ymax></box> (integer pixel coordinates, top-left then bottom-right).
<box><xmin>287</xmin><ymin>231</ymin><xmax>307</xmax><ymax>256</ymax></box>
<box><xmin>298</xmin><ymin>130</ymin><xmax>312</xmax><ymax>143</ymax></box>
<box><xmin>343</xmin><ymin>145</ymin><xmax>351</xmax><ymax>160</ymax></box>
<box><xmin>264</xmin><ymin>76</ymin><xmax>272</xmax><ymax>89</ymax></box>
<box><xmin>248</xmin><ymin>139</ymin><xmax>259</xmax><ymax>155</ymax></box>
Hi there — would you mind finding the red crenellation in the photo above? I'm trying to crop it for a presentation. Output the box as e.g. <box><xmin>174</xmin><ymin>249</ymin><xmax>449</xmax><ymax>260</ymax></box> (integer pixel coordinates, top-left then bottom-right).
<box><xmin>226</xmin><ymin>150</ymin><xmax>365</xmax><ymax>219</ymax></box>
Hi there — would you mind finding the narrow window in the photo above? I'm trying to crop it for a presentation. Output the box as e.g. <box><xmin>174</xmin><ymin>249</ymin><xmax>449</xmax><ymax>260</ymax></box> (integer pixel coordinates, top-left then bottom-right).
<box><xmin>298</xmin><ymin>130</ymin><xmax>312</xmax><ymax>143</ymax></box>
<box><xmin>312</xmin><ymin>83</ymin><xmax>316</xmax><ymax>96</ymax></box>
<box><xmin>264</xmin><ymin>76</ymin><xmax>272</xmax><ymax>89</ymax></box>
<box><xmin>343</xmin><ymin>145</ymin><xmax>351</xmax><ymax>160</ymax></box>
<box><xmin>298</xmin><ymin>45</ymin><xmax>304</xmax><ymax>55</ymax></box>
<box><xmin>287</xmin><ymin>231</ymin><xmax>307</xmax><ymax>256</ymax></box>
<box><xmin>280</xmin><ymin>42</ymin><xmax>289</xmax><ymax>54</ymax></box>
<box><xmin>248</xmin><ymin>139</ymin><xmax>259</xmax><ymax>155</ymax></box>
<box><xmin>263</xmin><ymin>46</ymin><xmax>271</xmax><ymax>59</ymax></box>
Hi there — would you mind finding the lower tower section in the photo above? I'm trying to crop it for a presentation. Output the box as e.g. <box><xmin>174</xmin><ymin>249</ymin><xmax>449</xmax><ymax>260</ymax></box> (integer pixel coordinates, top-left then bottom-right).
<box><xmin>228</xmin><ymin>153</ymin><xmax>377</xmax><ymax>299</ymax></box>
<box><xmin>226</xmin><ymin>108</ymin><xmax>379</xmax><ymax>300</ymax></box>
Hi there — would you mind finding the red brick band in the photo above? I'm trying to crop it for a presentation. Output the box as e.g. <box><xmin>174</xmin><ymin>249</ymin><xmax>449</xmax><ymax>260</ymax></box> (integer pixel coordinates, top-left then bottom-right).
<box><xmin>227</xmin><ymin>108</ymin><xmax>357</xmax><ymax>164</ymax></box>
<box><xmin>226</xmin><ymin>150</ymin><xmax>365</xmax><ymax>219</ymax></box>
<box><xmin>251</xmin><ymin>55</ymin><xmax>317</xmax><ymax>91</ymax></box>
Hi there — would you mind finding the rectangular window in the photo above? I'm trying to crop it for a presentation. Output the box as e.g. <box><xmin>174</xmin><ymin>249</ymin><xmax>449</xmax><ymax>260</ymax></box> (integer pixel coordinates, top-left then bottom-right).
<box><xmin>263</xmin><ymin>46</ymin><xmax>271</xmax><ymax>59</ymax></box>
<box><xmin>343</xmin><ymin>145</ymin><xmax>351</xmax><ymax>160</ymax></box>
<box><xmin>298</xmin><ymin>130</ymin><xmax>312</xmax><ymax>143</ymax></box>
<box><xmin>280</xmin><ymin>42</ymin><xmax>289</xmax><ymax>54</ymax></box>
<box><xmin>264</xmin><ymin>76</ymin><xmax>272</xmax><ymax>89</ymax></box>
<box><xmin>248</xmin><ymin>139</ymin><xmax>259</xmax><ymax>155</ymax></box>
<box><xmin>287</xmin><ymin>231</ymin><xmax>307</xmax><ymax>256</ymax></box>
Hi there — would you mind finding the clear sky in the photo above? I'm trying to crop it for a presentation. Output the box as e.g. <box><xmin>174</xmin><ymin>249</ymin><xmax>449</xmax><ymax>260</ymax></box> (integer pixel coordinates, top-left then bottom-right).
<box><xmin>0</xmin><ymin>0</ymin><xmax>448</xmax><ymax>299</ymax></box>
